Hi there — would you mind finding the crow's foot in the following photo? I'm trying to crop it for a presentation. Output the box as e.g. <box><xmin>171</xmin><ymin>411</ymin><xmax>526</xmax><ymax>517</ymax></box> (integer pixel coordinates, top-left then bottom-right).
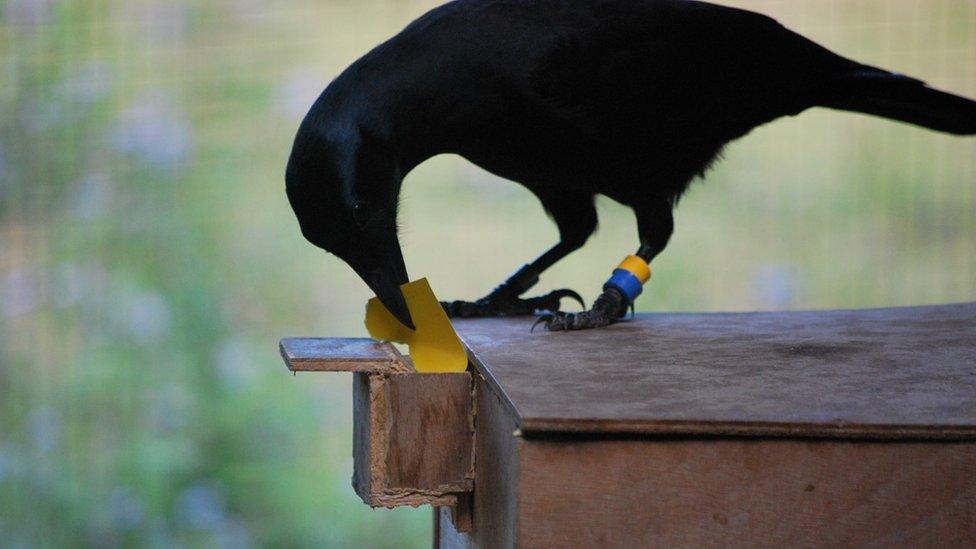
<box><xmin>442</xmin><ymin>288</ymin><xmax>584</xmax><ymax>318</ymax></box>
<box><xmin>533</xmin><ymin>287</ymin><xmax>629</xmax><ymax>331</ymax></box>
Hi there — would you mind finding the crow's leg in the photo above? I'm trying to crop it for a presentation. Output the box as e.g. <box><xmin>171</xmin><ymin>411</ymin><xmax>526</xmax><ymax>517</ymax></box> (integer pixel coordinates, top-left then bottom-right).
<box><xmin>442</xmin><ymin>247</ymin><xmax>584</xmax><ymax>317</ymax></box>
<box><xmin>539</xmin><ymin>199</ymin><xmax>674</xmax><ymax>331</ymax></box>
<box><xmin>443</xmin><ymin>194</ymin><xmax>598</xmax><ymax>318</ymax></box>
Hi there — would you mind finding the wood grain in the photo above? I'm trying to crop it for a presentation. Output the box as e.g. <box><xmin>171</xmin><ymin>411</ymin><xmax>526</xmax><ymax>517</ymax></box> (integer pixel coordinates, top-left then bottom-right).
<box><xmin>456</xmin><ymin>302</ymin><xmax>976</xmax><ymax>439</ymax></box>
<box><xmin>472</xmin><ymin>372</ymin><xmax>522</xmax><ymax>548</ymax></box>
<box><xmin>352</xmin><ymin>372</ymin><xmax>473</xmax><ymax>508</ymax></box>
<box><xmin>435</xmin><ymin>375</ymin><xmax>519</xmax><ymax>548</ymax></box>
<box><xmin>516</xmin><ymin>437</ymin><xmax>976</xmax><ymax>547</ymax></box>
<box><xmin>279</xmin><ymin>337</ymin><xmax>411</xmax><ymax>373</ymax></box>
<box><xmin>385</xmin><ymin>373</ymin><xmax>475</xmax><ymax>493</ymax></box>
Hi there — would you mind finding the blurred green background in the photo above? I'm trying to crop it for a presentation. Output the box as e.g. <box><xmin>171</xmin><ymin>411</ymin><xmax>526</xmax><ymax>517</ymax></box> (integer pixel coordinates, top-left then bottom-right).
<box><xmin>0</xmin><ymin>0</ymin><xmax>973</xmax><ymax>546</ymax></box>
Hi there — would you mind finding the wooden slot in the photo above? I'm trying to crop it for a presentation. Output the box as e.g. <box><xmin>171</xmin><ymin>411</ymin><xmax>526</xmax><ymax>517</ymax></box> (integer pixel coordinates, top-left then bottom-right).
<box><xmin>279</xmin><ymin>338</ymin><xmax>474</xmax><ymax>509</ymax></box>
<box><xmin>352</xmin><ymin>372</ymin><xmax>474</xmax><ymax>508</ymax></box>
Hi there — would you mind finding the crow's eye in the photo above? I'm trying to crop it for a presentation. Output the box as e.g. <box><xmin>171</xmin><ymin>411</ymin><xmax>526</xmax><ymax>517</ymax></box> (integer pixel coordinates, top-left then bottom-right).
<box><xmin>352</xmin><ymin>201</ymin><xmax>369</xmax><ymax>228</ymax></box>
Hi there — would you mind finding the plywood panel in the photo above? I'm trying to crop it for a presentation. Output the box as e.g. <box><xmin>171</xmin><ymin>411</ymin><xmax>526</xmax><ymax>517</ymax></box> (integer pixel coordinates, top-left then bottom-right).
<box><xmin>517</xmin><ymin>438</ymin><xmax>976</xmax><ymax>547</ymax></box>
<box><xmin>385</xmin><ymin>374</ymin><xmax>475</xmax><ymax>493</ymax></box>
<box><xmin>352</xmin><ymin>373</ymin><xmax>473</xmax><ymax>508</ymax></box>
<box><xmin>456</xmin><ymin>303</ymin><xmax>976</xmax><ymax>438</ymax></box>
<box><xmin>472</xmin><ymin>373</ymin><xmax>521</xmax><ymax>548</ymax></box>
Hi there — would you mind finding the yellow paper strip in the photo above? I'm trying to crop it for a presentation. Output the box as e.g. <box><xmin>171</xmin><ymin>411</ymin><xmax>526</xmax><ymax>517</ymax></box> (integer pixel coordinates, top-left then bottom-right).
<box><xmin>364</xmin><ymin>278</ymin><xmax>467</xmax><ymax>373</ymax></box>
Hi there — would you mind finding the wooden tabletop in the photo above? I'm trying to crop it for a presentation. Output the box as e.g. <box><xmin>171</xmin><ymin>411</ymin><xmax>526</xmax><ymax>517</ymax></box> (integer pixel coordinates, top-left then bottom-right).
<box><xmin>454</xmin><ymin>302</ymin><xmax>976</xmax><ymax>439</ymax></box>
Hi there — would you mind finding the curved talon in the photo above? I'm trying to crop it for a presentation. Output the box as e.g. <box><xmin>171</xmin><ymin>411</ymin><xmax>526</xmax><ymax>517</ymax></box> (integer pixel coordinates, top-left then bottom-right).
<box><xmin>529</xmin><ymin>310</ymin><xmax>577</xmax><ymax>331</ymax></box>
<box><xmin>551</xmin><ymin>288</ymin><xmax>586</xmax><ymax>310</ymax></box>
<box><xmin>531</xmin><ymin>314</ymin><xmax>554</xmax><ymax>332</ymax></box>
<box><xmin>523</xmin><ymin>288</ymin><xmax>585</xmax><ymax>313</ymax></box>
<box><xmin>526</xmin><ymin>286</ymin><xmax>635</xmax><ymax>331</ymax></box>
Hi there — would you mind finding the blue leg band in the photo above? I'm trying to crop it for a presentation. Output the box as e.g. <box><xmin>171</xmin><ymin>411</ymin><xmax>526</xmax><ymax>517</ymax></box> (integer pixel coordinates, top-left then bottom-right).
<box><xmin>603</xmin><ymin>269</ymin><xmax>644</xmax><ymax>304</ymax></box>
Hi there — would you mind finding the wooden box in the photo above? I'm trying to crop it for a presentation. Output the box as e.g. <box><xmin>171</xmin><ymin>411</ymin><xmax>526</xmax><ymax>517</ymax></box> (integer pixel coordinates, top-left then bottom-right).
<box><xmin>283</xmin><ymin>303</ymin><xmax>976</xmax><ymax>548</ymax></box>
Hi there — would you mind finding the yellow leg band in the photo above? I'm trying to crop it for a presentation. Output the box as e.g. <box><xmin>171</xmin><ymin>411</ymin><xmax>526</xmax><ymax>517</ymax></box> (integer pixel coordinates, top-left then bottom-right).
<box><xmin>617</xmin><ymin>255</ymin><xmax>652</xmax><ymax>284</ymax></box>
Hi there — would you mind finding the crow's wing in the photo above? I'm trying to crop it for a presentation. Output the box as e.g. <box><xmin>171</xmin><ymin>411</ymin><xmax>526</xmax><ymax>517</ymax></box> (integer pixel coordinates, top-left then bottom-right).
<box><xmin>525</xmin><ymin>0</ymin><xmax>859</xmax><ymax>144</ymax></box>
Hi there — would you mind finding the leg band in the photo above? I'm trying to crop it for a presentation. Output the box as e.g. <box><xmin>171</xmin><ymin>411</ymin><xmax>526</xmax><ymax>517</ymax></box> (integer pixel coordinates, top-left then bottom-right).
<box><xmin>603</xmin><ymin>255</ymin><xmax>652</xmax><ymax>304</ymax></box>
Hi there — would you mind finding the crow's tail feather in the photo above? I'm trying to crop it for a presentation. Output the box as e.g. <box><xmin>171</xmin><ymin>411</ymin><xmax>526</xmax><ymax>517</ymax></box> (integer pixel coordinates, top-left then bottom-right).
<box><xmin>823</xmin><ymin>69</ymin><xmax>976</xmax><ymax>136</ymax></box>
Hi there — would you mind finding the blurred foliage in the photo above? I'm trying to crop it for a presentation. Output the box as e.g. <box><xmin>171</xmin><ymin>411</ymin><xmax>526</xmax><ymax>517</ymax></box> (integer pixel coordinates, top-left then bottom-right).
<box><xmin>0</xmin><ymin>0</ymin><xmax>973</xmax><ymax>547</ymax></box>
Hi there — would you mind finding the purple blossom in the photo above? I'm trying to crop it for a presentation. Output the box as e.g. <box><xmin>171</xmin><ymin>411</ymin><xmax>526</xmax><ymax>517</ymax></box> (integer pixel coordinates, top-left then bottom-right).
<box><xmin>215</xmin><ymin>517</ymin><xmax>252</xmax><ymax>549</ymax></box>
<box><xmin>59</xmin><ymin>62</ymin><xmax>113</xmax><ymax>105</ymax></box>
<box><xmin>118</xmin><ymin>2</ymin><xmax>189</xmax><ymax>46</ymax></box>
<box><xmin>1</xmin><ymin>266</ymin><xmax>39</xmax><ymax>318</ymax></box>
<box><xmin>108</xmin><ymin>486</ymin><xmax>146</xmax><ymax>530</ymax></box>
<box><xmin>214</xmin><ymin>337</ymin><xmax>259</xmax><ymax>391</ymax></box>
<box><xmin>145</xmin><ymin>384</ymin><xmax>192</xmax><ymax>433</ymax></box>
<box><xmin>113</xmin><ymin>92</ymin><xmax>194</xmax><ymax>172</ymax></box>
<box><xmin>231</xmin><ymin>0</ymin><xmax>268</xmax><ymax>23</ymax></box>
<box><xmin>112</xmin><ymin>288</ymin><xmax>172</xmax><ymax>344</ymax></box>
<box><xmin>0</xmin><ymin>144</ymin><xmax>7</xmax><ymax>202</ymax></box>
<box><xmin>53</xmin><ymin>261</ymin><xmax>107</xmax><ymax>309</ymax></box>
<box><xmin>176</xmin><ymin>483</ymin><xmax>227</xmax><ymax>530</ymax></box>
<box><xmin>28</xmin><ymin>407</ymin><xmax>60</xmax><ymax>454</ymax></box>
<box><xmin>20</xmin><ymin>96</ymin><xmax>66</xmax><ymax>134</ymax></box>
<box><xmin>3</xmin><ymin>0</ymin><xmax>56</xmax><ymax>27</ymax></box>
<box><xmin>0</xmin><ymin>443</ymin><xmax>20</xmax><ymax>482</ymax></box>
<box><xmin>70</xmin><ymin>173</ymin><xmax>113</xmax><ymax>220</ymax></box>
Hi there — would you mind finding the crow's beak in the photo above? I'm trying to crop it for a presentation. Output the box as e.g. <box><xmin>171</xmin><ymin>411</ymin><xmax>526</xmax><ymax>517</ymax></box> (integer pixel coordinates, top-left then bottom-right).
<box><xmin>349</xmin><ymin>237</ymin><xmax>415</xmax><ymax>331</ymax></box>
<box><xmin>365</xmin><ymin>265</ymin><xmax>415</xmax><ymax>331</ymax></box>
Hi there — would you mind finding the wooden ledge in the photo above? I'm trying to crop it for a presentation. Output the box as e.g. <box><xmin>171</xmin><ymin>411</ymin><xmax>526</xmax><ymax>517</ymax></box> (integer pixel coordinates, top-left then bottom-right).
<box><xmin>279</xmin><ymin>337</ymin><xmax>412</xmax><ymax>373</ymax></box>
<box><xmin>279</xmin><ymin>337</ymin><xmax>474</xmax><ymax>509</ymax></box>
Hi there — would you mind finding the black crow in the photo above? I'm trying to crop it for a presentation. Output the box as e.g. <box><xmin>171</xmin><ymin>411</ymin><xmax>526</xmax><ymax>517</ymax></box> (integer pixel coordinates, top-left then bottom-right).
<box><xmin>286</xmin><ymin>0</ymin><xmax>976</xmax><ymax>331</ymax></box>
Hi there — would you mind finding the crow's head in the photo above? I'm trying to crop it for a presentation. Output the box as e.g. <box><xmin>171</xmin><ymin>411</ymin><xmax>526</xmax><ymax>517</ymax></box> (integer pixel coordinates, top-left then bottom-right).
<box><xmin>286</xmin><ymin>115</ymin><xmax>414</xmax><ymax>330</ymax></box>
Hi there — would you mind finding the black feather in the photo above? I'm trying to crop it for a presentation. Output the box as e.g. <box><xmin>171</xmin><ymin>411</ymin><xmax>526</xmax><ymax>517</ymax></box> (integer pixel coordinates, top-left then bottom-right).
<box><xmin>824</xmin><ymin>69</ymin><xmax>976</xmax><ymax>135</ymax></box>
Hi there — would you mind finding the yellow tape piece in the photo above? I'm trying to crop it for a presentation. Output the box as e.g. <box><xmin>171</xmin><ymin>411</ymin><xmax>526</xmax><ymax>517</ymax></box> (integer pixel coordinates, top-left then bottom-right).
<box><xmin>617</xmin><ymin>255</ymin><xmax>652</xmax><ymax>284</ymax></box>
<box><xmin>365</xmin><ymin>278</ymin><xmax>467</xmax><ymax>373</ymax></box>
